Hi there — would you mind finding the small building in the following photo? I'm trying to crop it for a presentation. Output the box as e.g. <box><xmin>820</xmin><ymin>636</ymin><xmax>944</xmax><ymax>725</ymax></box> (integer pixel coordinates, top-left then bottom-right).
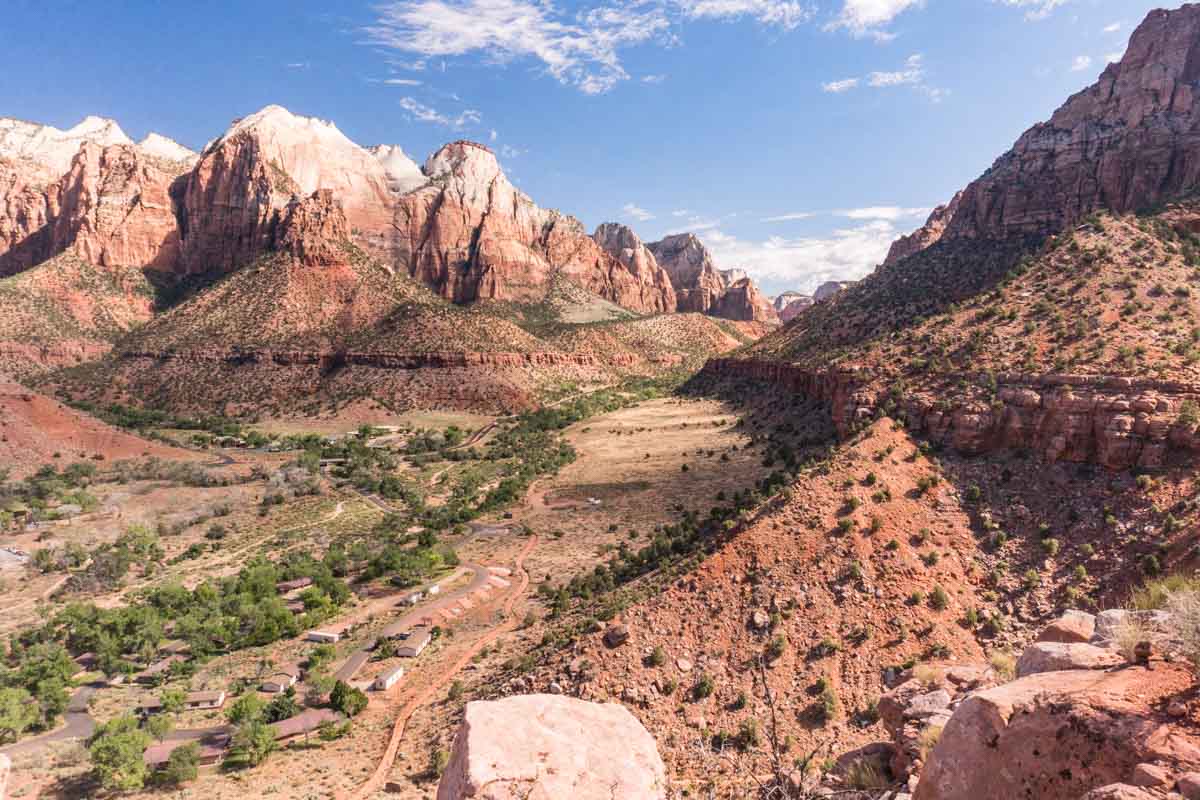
<box><xmin>144</xmin><ymin>738</ymin><xmax>227</xmax><ymax>769</ymax></box>
<box><xmin>334</xmin><ymin>651</ymin><xmax>370</xmax><ymax>683</ymax></box>
<box><xmin>139</xmin><ymin>690</ymin><xmax>226</xmax><ymax>715</ymax></box>
<box><xmin>306</xmin><ymin>629</ymin><xmax>341</xmax><ymax>644</ymax></box>
<box><xmin>402</xmin><ymin>591</ymin><xmax>423</xmax><ymax>606</ymax></box>
<box><xmin>260</xmin><ymin>664</ymin><xmax>301</xmax><ymax>693</ymax></box>
<box><xmin>133</xmin><ymin>655</ymin><xmax>187</xmax><ymax>685</ymax></box>
<box><xmin>285</xmin><ymin>600</ymin><xmax>306</xmax><ymax>614</ymax></box>
<box><xmin>270</xmin><ymin>708</ymin><xmax>341</xmax><ymax>742</ymax></box>
<box><xmin>373</xmin><ymin>666</ymin><xmax>404</xmax><ymax>691</ymax></box>
<box><xmin>276</xmin><ymin>577</ymin><xmax>314</xmax><ymax>595</ymax></box>
<box><xmin>397</xmin><ymin>627</ymin><xmax>432</xmax><ymax>658</ymax></box>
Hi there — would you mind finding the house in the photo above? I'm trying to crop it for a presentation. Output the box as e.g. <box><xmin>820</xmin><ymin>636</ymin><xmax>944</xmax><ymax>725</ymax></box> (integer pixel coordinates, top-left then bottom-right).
<box><xmin>139</xmin><ymin>690</ymin><xmax>226</xmax><ymax>715</ymax></box>
<box><xmin>270</xmin><ymin>708</ymin><xmax>341</xmax><ymax>742</ymax></box>
<box><xmin>285</xmin><ymin>600</ymin><xmax>306</xmax><ymax>614</ymax></box>
<box><xmin>144</xmin><ymin>737</ymin><xmax>228</xmax><ymax>769</ymax></box>
<box><xmin>397</xmin><ymin>627</ymin><xmax>432</xmax><ymax>658</ymax></box>
<box><xmin>306</xmin><ymin>629</ymin><xmax>341</xmax><ymax>644</ymax></box>
<box><xmin>373</xmin><ymin>666</ymin><xmax>404</xmax><ymax>691</ymax></box>
<box><xmin>133</xmin><ymin>655</ymin><xmax>187</xmax><ymax>685</ymax></box>
<box><xmin>334</xmin><ymin>651</ymin><xmax>370</xmax><ymax>683</ymax></box>
<box><xmin>260</xmin><ymin>664</ymin><xmax>301</xmax><ymax>693</ymax></box>
<box><xmin>276</xmin><ymin>577</ymin><xmax>313</xmax><ymax>594</ymax></box>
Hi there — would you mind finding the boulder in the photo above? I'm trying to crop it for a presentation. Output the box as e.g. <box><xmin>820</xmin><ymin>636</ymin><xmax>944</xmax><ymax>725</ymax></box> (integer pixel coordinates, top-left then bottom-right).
<box><xmin>914</xmin><ymin>668</ymin><xmax>1200</xmax><ymax>800</ymax></box>
<box><xmin>1037</xmin><ymin>610</ymin><xmax>1097</xmax><ymax>644</ymax></box>
<box><xmin>603</xmin><ymin>624</ymin><xmax>629</xmax><ymax>648</ymax></box>
<box><xmin>1016</xmin><ymin>642</ymin><xmax>1124</xmax><ymax>677</ymax></box>
<box><xmin>1179</xmin><ymin>771</ymin><xmax>1200</xmax><ymax>800</ymax></box>
<box><xmin>1092</xmin><ymin>610</ymin><xmax>1172</xmax><ymax>644</ymax></box>
<box><xmin>1130</xmin><ymin>762</ymin><xmax>1171</xmax><ymax>787</ymax></box>
<box><xmin>1081</xmin><ymin>785</ymin><xmax>1159</xmax><ymax>800</ymax></box>
<box><xmin>436</xmin><ymin>694</ymin><xmax>667</xmax><ymax>800</ymax></box>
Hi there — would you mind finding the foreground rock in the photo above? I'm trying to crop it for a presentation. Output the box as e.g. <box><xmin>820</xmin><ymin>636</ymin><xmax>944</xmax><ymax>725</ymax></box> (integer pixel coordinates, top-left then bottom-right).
<box><xmin>914</xmin><ymin>665</ymin><xmax>1200</xmax><ymax>800</ymax></box>
<box><xmin>436</xmin><ymin>694</ymin><xmax>667</xmax><ymax>800</ymax></box>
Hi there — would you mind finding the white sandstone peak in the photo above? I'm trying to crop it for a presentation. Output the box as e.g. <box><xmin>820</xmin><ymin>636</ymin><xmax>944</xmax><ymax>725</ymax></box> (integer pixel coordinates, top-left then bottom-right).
<box><xmin>0</xmin><ymin>115</ymin><xmax>133</xmax><ymax>174</ymax></box>
<box><xmin>138</xmin><ymin>133</ymin><xmax>198</xmax><ymax>163</ymax></box>
<box><xmin>368</xmin><ymin>144</ymin><xmax>427</xmax><ymax>194</ymax></box>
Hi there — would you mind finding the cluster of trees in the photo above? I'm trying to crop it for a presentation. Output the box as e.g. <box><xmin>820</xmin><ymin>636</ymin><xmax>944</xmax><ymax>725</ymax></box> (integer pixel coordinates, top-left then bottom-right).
<box><xmin>0</xmin><ymin>642</ymin><xmax>76</xmax><ymax>743</ymax></box>
<box><xmin>16</xmin><ymin>552</ymin><xmax>351</xmax><ymax>682</ymax></box>
<box><xmin>0</xmin><ymin>462</ymin><xmax>99</xmax><ymax>527</ymax></box>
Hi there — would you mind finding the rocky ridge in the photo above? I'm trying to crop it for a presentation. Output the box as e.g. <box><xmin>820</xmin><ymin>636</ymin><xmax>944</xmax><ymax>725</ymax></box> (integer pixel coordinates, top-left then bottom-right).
<box><xmin>646</xmin><ymin>232</ymin><xmax>779</xmax><ymax>322</ymax></box>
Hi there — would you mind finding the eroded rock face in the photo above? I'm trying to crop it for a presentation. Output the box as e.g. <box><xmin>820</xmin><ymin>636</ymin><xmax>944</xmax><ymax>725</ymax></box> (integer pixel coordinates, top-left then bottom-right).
<box><xmin>592</xmin><ymin>222</ymin><xmax>677</xmax><ymax>312</ymax></box>
<box><xmin>775</xmin><ymin>293</ymin><xmax>813</xmax><ymax>322</ymax></box>
<box><xmin>945</xmin><ymin>6</ymin><xmax>1200</xmax><ymax>241</ymax></box>
<box><xmin>647</xmin><ymin>233</ymin><xmax>779</xmax><ymax>322</ymax></box>
<box><xmin>703</xmin><ymin>358</ymin><xmax>1200</xmax><ymax>470</ymax></box>
<box><xmin>0</xmin><ymin>157</ymin><xmax>57</xmax><ymax>276</ymax></box>
<box><xmin>813</xmin><ymin>280</ymin><xmax>853</xmax><ymax>302</ymax></box>
<box><xmin>436</xmin><ymin>694</ymin><xmax>667</xmax><ymax>800</ymax></box>
<box><xmin>50</xmin><ymin>142</ymin><xmax>187</xmax><ymax>271</ymax></box>
<box><xmin>885</xmin><ymin>192</ymin><xmax>963</xmax><ymax>266</ymax></box>
<box><xmin>179</xmin><ymin>105</ymin><xmax>393</xmax><ymax>275</ymax></box>
<box><xmin>387</xmin><ymin>142</ymin><xmax>677</xmax><ymax>314</ymax></box>
<box><xmin>276</xmin><ymin>190</ymin><xmax>349</xmax><ymax>267</ymax></box>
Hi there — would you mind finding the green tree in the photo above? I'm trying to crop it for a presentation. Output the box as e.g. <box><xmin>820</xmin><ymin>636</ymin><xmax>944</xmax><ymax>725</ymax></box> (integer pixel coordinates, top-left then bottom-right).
<box><xmin>225</xmin><ymin>692</ymin><xmax>264</xmax><ymax>725</ymax></box>
<box><xmin>330</xmin><ymin>680</ymin><xmax>368</xmax><ymax>717</ymax></box>
<box><xmin>263</xmin><ymin>687</ymin><xmax>300</xmax><ymax>723</ymax></box>
<box><xmin>146</xmin><ymin>713</ymin><xmax>174</xmax><ymax>742</ymax></box>
<box><xmin>160</xmin><ymin>687</ymin><xmax>187</xmax><ymax>715</ymax></box>
<box><xmin>89</xmin><ymin>715</ymin><xmax>151</xmax><ymax>791</ymax></box>
<box><xmin>228</xmin><ymin>720</ymin><xmax>276</xmax><ymax>767</ymax></box>
<box><xmin>160</xmin><ymin>741</ymin><xmax>199</xmax><ymax>786</ymax></box>
<box><xmin>0</xmin><ymin>687</ymin><xmax>37</xmax><ymax>743</ymax></box>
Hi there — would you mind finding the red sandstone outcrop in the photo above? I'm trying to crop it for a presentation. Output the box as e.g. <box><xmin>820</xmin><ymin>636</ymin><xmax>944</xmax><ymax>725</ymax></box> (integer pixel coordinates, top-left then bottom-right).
<box><xmin>275</xmin><ymin>189</ymin><xmax>349</xmax><ymax>268</ymax></box>
<box><xmin>646</xmin><ymin>233</ymin><xmax>780</xmax><ymax>322</ymax></box>
<box><xmin>0</xmin><ymin>156</ymin><xmax>57</xmax><ymax>276</ymax></box>
<box><xmin>703</xmin><ymin>358</ymin><xmax>1200</xmax><ymax>470</ymax></box>
<box><xmin>387</xmin><ymin>142</ymin><xmax>676</xmax><ymax>313</ymax></box>
<box><xmin>592</xmin><ymin>222</ymin><xmax>678</xmax><ymax>311</ymax></box>
<box><xmin>942</xmin><ymin>6</ymin><xmax>1200</xmax><ymax>242</ymax></box>
<box><xmin>50</xmin><ymin>142</ymin><xmax>187</xmax><ymax>271</ymax></box>
<box><xmin>885</xmin><ymin>191</ymin><xmax>962</xmax><ymax>266</ymax></box>
<box><xmin>436</xmin><ymin>694</ymin><xmax>667</xmax><ymax>800</ymax></box>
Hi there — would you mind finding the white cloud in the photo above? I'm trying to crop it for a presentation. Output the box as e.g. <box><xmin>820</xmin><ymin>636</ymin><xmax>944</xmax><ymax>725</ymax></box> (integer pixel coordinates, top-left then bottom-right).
<box><xmin>384</xmin><ymin>78</ymin><xmax>423</xmax><ymax>85</ymax></box>
<box><xmin>825</xmin><ymin>54</ymin><xmax>946</xmax><ymax>102</ymax></box>
<box><xmin>499</xmin><ymin>144</ymin><xmax>523</xmax><ymax>158</ymax></box>
<box><xmin>762</xmin><ymin>212</ymin><xmax>816</xmax><ymax>222</ymax></box>
<box><xmin>1070</xmin><ymin>55</ymin><xmax>1092</xmax><ymax>72</ymax></box>
<box><xmin>366</xmin><ymin>0</ymin><xmax>817</xmax><ymax>95</ymax></box>
<box><xmin>398</xmin><ymin>96</ymin><xmax>482</xmax><ymax>128</ymax></box>
<box><xmin>675</xmin><ymin>0</ymin><xmax>812</xmax><ymax>29</ymax></box>
<box><xmin>366</xmin><ymin>0</ymin><xmax>677</xmax><ymax>95</ymax></box>
<box><xmin>697</xmin><ymin>220</ymin><xmax>898</xmax><ymax>293</ymax></box>
<box><xmin>623</xmin><ymin>202</ymin><xmax>655</xmax><ymax>221</ymax></box>
<box><xmin>826</xmin><ymin>0</ymin><xmax>924</xmax><ymax>41</ymax></box>
<box><xmin>839</xmin><ymin>206</ymin><xmax>928</xmax><ymax>221</ymax></box>
<box><xmin>995</xmin><ymin>0</ymin><xmax>1070</xmax><ymax>22</ymax></box>
<box><xmin>489</xmin><ymin>129</ymin><xmax>498</xmax><ymax>141</ymax></box>
<box><xmin>1102</xmin><ymin>22</ymin><xmax>1122</xmax><ymax>34</ymax></box>
<box><xmin>642</xmin><ymin>73</ymin><xmax>667</xmax><ymax>84</ymax></box>
<box><xmin>286</xmin><ymin>62</ymin><xmax>310</xmax><ymax>69</ymax></box>
<box><xmin>822</xmin><ymin>78</ymin><xmax>859</xmax><ymax>93</ymax></box>
<box><xmin>671</xmin><ymin>209</ymin><xmax>691</xmax><ymax>217</ymax></box>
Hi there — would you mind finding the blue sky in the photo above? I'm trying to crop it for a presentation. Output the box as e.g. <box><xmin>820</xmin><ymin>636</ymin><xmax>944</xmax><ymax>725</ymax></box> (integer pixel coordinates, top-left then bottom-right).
<box><xmin>0</xmin><ymin>0</ymin><xmax>1161</xmax><ymax>294</ymax></box>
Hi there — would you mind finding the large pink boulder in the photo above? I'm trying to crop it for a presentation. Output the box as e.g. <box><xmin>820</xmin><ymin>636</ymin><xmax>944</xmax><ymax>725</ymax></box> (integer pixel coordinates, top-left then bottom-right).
<box><xmin>914</xmin><ymin>668</ymin><xmax>1200</xmax><ymax>800</ymax></box>
<box><xmin>1037</xmin><ymin>610</ymin><xmax>1096</xmax><ymax>644</ymax></box>
<box><xmin>436</xmin><ymin>694</ymin><xmax>667</xmax><ymax>800</ymax></box>
<box><xmin>1016</xmin><ymin>642</ymin><xmax>1124</xmax><ymax>677</ymax></box>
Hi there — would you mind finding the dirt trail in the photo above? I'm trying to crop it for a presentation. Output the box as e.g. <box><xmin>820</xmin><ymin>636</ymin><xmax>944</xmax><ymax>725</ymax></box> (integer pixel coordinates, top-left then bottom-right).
<box><xmin>339</xmin><ymin>534</ymin><xmax>537</xmax><ymax>800</ymax></box>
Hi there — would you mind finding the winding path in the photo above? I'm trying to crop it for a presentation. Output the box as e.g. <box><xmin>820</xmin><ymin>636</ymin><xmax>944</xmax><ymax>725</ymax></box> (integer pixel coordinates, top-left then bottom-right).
<box><xmin>338</xmin><ymin>534</ymin><xmax>537</xmax><ymax>800</ymax></box>
<box><xmin>0</xmin><ymin>686</ymin><xmax>96</xmax><ymax>757</ymax></box>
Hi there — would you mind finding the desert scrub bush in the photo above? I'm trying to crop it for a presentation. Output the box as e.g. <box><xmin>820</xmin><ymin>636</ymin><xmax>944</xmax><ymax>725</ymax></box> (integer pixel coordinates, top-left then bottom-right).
<box><xmin>918</xmin><ymin>724</ymin><xmax>943</xmax><ymax>760</ymax></box>
<box><xmin>1132</xmin><ymin>574</ymin><xmax>1200</xmax><ymax>610</ymax></box>
<box><xmin>844</xmin><ymin>758</ymin><xmax>889</xmax><ymax>790</ymax></box>
<box><xmin>691</xmin><ymin>674</ymin><xmax>715</xmax><ymax>701</ymax></box>
<box><xmin>913</xmin><ymin>664</ymin><xmax>945</xmax><ymax>688</ymax></box>
<box><xmin>766</xmin><ymin>634</ymin><xmax>788</xmax><ymax>661</ymax></box>
<box><xmin>929</xmin><ymin>586</ymin><xmax>950</xmax><ymax>611</ymax></box>
<box><xmin>817</xmin><ymin>682</ymin><xmax>839</xmax><ymax>723</ymax></box>
<box><xmin>1112</xmin><ymin>614</ymin><xmax>1154</xmax><ymax>664</ymax></box>
<box><xmin>1166</xmin><ymin>591</ymin><xmax>1200</xmax><ymax>674</ymax></box>
<box><xmin>988</xmin><ymin>651</ymin><xmax>1016</xmax><ymax>681</ymax></box>
<box><xmin>647</xmin><ymin>645</ymin><xmax>666</xmax><ymax>667</ymax></box>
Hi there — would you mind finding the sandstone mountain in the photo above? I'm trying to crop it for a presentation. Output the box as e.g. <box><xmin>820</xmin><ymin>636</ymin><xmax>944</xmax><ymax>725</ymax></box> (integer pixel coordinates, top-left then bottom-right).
<box><xmin>774</xmin><ymin>291</ymin><xmax>814</xmax><ymax>322</ymax></box>
<box><xmin>884</xmin><ymin>191</ymin><xmax>962</xmax><ymax>266</ymax></box>
<box><xmin>812</xmin><ymin>280</ymin><xmax>854</xmax><ymax>302</ymax></box>
<box><xmin>646</xmin><ymin>232</ymin><xmax>779</xmax><ymax>322</ymax></box>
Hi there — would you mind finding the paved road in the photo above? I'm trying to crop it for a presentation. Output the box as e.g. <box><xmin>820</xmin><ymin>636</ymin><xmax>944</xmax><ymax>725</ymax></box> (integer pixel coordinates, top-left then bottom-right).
<box><xmin>1</xmin><ymin>686</ymin><xmax>96</xmax><ymax>757</ymax></box>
